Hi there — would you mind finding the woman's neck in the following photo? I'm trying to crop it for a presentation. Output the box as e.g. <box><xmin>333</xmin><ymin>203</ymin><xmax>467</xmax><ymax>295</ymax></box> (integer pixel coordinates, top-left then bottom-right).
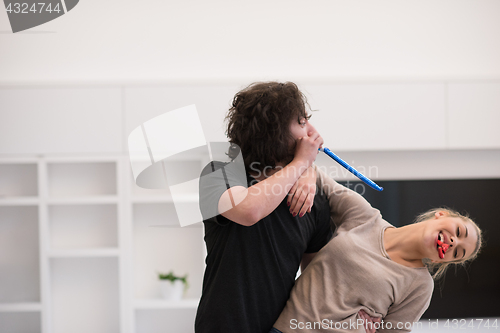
<box><xmin>384</xmin><ymin>225</ymin><xmax>426</xmax><ymax>268</ymax></box>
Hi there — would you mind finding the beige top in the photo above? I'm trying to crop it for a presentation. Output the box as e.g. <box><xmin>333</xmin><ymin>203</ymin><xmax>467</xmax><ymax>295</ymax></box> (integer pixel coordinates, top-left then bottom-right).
<box><xmin>274</xmin><ymin>168</ymin><xmax>434</xmax><ymax>332</ymax></box>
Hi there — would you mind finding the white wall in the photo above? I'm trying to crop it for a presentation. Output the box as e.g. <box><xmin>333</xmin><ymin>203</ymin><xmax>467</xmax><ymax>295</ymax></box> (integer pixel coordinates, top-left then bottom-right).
<box><xmin>1</xmin><ymin>0</ymin><xmax>500</xmax><ymax>84</ymax></box>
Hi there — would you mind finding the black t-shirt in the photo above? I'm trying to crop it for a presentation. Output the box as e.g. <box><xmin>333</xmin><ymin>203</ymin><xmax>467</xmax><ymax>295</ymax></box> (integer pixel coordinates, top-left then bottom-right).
<box><xmin>195</xmin><ymin>161</ymin><xmax>332</xmax><ymax>333</ymax></box>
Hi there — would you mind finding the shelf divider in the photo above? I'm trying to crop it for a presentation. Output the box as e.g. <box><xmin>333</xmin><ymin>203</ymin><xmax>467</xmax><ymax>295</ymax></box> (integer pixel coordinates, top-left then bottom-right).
<box><xmin>0</xmin><ymin>303</ymin><xmax>43</xmax><ymax>312</ymax></box>
<box><xmin>134</xmin><ymin>299</ymin><xmax>200</xmax><ymax>310</ymax></box>
<box><xmin>47</xmin><ymin>248</ymin><xmax>120</xmax><ymax>258</ymax></box>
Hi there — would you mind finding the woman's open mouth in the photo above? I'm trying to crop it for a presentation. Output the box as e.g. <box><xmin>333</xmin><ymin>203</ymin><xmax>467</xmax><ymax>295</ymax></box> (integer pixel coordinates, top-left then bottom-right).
<box><xmin>436</xmin><ymin>232</ymin><xmax>450</xmax><ymax>259</ymax></box>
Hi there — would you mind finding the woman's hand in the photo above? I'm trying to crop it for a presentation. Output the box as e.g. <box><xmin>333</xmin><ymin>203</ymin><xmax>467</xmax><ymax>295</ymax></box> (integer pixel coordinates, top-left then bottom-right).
<box><xmin>358</xmin><ymin>309</ymin><xmax>382</xmax><ymax>333</ymax></box>
<box><xmin>293</xmin><ymin>132</ymin><xmax>323</xmax><ymax>169</ymax></box>
<box><xmin>288</xmin><ymin>166</ymin><xmax>316</xmax><ymax>217</ymax></box>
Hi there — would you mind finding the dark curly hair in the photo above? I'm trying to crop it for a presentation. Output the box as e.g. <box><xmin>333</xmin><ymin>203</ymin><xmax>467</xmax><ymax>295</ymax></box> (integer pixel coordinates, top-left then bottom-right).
<box><xmin>225</xmin><ymin>81</ymin><xmax>310</xmax><ymax>172</ymax></box>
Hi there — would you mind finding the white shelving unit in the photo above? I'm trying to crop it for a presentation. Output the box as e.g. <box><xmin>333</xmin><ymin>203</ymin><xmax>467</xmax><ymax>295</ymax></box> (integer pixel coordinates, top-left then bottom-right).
<box><xmin>41</xmin><ymin>158</ymin><xmax>122</xmax><ymax>333</ymax></box>
<box><xmin>0</xmin><ymin>155</ymin><xmax>206</xmax><ymax>333</ymax></box>
<box><xmin>0</xmin><ymin>159</ymin><xmax>42</xmax><ymax>333</ymax></box>
<box><xmin>125</xmin><ymin>156</ymin><xmax>205</xmax><ymax>333</ymax></box>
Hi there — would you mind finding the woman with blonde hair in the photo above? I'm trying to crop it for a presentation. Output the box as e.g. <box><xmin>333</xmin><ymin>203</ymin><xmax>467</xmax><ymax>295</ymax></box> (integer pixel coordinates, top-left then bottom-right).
<box><xmin>271</xmin><ymin>167</ymin><xmax>482</xmax><ymax>333</ymax></box>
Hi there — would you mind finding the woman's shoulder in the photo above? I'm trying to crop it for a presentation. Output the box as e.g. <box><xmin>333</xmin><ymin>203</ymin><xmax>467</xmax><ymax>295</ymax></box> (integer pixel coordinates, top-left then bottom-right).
<box><xmin>411</xmin><ymin>266</ymin><xmax>435</xmax><ymax>293</ymax></box>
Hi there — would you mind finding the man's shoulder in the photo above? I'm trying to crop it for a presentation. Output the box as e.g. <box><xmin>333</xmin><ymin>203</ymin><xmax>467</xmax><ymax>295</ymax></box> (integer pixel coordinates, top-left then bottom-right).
<box><xmin>312</xmin><ymin>189</ymin><xmax>330</xmax><ymax>213</ymax></box>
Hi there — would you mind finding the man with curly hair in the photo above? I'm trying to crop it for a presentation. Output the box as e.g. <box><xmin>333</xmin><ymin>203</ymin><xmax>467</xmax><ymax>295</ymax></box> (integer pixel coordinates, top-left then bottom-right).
<box><xmin>195</xmin><ymin>82</ymin><xmax>333</xmax><ymax>333</ymax></box>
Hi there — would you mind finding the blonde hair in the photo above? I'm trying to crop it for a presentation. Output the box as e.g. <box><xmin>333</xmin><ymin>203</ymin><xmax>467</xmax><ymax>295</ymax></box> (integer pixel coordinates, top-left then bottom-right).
<box><xmin>416</xmin><ymin>207</ymin><xmax>483</xmax><ymax>280</ymax></box>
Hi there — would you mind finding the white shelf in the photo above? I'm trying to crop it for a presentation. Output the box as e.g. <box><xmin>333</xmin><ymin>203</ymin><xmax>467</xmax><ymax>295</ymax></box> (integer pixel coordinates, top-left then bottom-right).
<box><xmin>50</xmin><ymin>257</ymin><xmax>120</xmax><ymax>333</ymax></box>
<box><xmin>134</xmin><ymin>307</ymin><xmax>197</xmax><ymax>333</ymax></box>
<box><xmin>0</xmin><ymin>157</ymin><xmax>39</xmax><ymax>163</ymax></box>
<box><xmin>133</xmin><ymin>202</ymin><xmax>179</xmax><ymax>227</ymax></box>
<box><xmin>0</xmin><ymin>311</ymin><xmax>41</xmax><ymax>333</ymax></box>
<box><xmin>131</xmin><ymin>194</ymin><xmax>197</xmax><ymax>205</ymax></box>
<box><xmin>43</xmin><ymin>155</ymin><xmax>122</xmax><ymax>163</ymax></box>
<box><xmin>47</xmin><ymin>196</ymin><xmax>119</xmax><ymax>205</ymax></box>
<box><xmin>47</xmin><ymin>162</ymin><xmax>117</xmax><ymax>197</ymax></box>
<box><xmin>49</xmin><ymin>204</ymin><xmax>118</xmax><ymax>249</ymax></box>
<box><xmin>0</xmin><ymin>303</ymin><xmax>42</xmax><ymax>312</ymax></box>
<box><xmin>133</xmin><ymin>207</ymin><xmax>204</xmax><ymax>302</ymax></box>
<box><xmin>134</xmin><ymin>299</ymin><xmax>199</xmax><ymax>310</ymax></box>
<box><xmin>0</xmin><ymin>206</ymin><xmax>40</xmax><ymax>304</ymax></box>
<box><xmin>47</xmin><ymin>248</ymin><xmax>120</xmax><ymax>258</ymax></box>
<box><xmin>0</xmin><ymin>197</ymin><xmax>39</xmax><ymax>205</ymax></box>
<box><xmin>131</xmin><ymin>196</ymin><xmax>174</xmax><ymax>203</ymax></box>
<box><xmin>147</xmin><ymin>223</ymin><xmax>203</xmax><ymax>229</ymax></box>
<box><xmin>0</xmin><ymin>163</ymin><xmax>38</xmax><ymax>197</ymax></box>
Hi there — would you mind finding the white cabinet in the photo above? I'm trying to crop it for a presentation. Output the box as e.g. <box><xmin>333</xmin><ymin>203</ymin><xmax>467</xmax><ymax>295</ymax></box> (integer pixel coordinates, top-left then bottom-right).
<box><xmin>0</xmin><ymin>205</ymin><xmax>40</xmax><ymax>303</ymax></box>
<box><xmin>46</xmin><ymin>162</ymin><xmax>117</xmax><ymax>198</ymax></box>
<box><xmin>48</xmin><ymin>204</ymin><xmax>118</xmax><ymax>250</ymax></box>
<box><xmin>50</xmin><ymin>258</ymin><xmax>120</xmax><ymax>333</ymax></box>
<box><xmin>41</xmin><ymin>158</ymin><xmax>122</xmax><ymax>333</ymax></box>
<box><xmin>2</xmin><ymin>82</ymin><xmax>499</xmax><ymax>156</ymax></box>
<box><xmin>126</xmin><ymin>156</ymin><xmax>205</xmax><ymax>333</ymax></box>
<box><xmin>0</xmin><ymin>87</ymin><xmax>123</xmax><ymax>155</ymax></box>
<box><xmin>131</xmin><ymin>204</ymin><xmax>202</xmax><ymax>333</ymax></box>
<box><xmin>0</xmin><ymin>163</ymin><xmax>38</xmax><ymax>198</ymax></box>
<box><xmin>303</xmin><ymin>83</ymin><xmax>447</xmax><ymax>151</ymax></box>
<box><xmin>448</xmin><ymin>82</ymin><xmax>500</xmax><ymax>149</ymax></box>
<box><xmin>124</xmin><ymin>85</ymin><xmax>239</xmax><ymax>143</ymax></box>
<box><xmin>0</xmin><ymin>312</ymin><xmax>42</xmax><ymax>333</ymax></box>
<box><xmin>0</xmin><ymin>159</ymin><xmax>42</xmax><ymax>332</ymax></box>
<box><xmin>0</xmin><ymin>155</ymin><xmax>204</xmax><ymax>333</ymax></box>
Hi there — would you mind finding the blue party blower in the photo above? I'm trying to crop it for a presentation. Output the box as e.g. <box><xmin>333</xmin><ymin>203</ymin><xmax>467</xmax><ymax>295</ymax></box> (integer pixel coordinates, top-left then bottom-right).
<box><xmin>319</xmin><ymin>147</ymin><xmax>383</xmax><ymax>191</ymax></box>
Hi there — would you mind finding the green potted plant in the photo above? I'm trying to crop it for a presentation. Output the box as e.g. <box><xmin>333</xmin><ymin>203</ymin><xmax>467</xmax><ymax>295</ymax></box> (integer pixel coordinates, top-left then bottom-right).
<box><xmin>158</xmin><ymin>271</ymin><xmax>188</xmax><ymax>300</ymax></box>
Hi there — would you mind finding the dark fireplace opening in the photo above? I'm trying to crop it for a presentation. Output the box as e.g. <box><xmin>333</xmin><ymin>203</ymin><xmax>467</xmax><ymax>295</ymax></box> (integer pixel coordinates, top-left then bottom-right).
<box><xmin>338</xmin><ymin>178</ymin><xmax>500</xmax><ymax>319</ymax></box>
